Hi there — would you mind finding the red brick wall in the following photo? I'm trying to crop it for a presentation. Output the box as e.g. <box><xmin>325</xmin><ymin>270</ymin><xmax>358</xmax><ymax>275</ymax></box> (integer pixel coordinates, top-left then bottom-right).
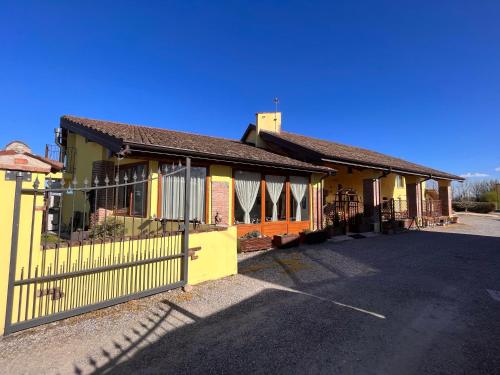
<box><xmin>211</xmin><ymin>181</ymin><xmax>229</xmax><ymax>225</ymax></box>
<box><xmin>406</xmin><ymin>183</ymin><xmax>422</xmax><ymax>218</ymax></box>
<box><xmin>90</xmin><ymin>208</ymin><xmax>114</xmax><ymax>226</ymax></box>
<box><xmin>439</xmin><ymin>185</ymin><xmax>452</xmax><ymax>216</ymax></box>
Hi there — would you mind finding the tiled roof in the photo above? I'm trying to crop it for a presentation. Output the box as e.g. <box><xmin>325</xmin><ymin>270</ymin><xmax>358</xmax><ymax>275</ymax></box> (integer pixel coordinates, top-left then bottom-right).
<box><xmin>260</xmin><ymin>129</ymin><xmax>463</xmax><ymax>180</ymax></box>
<box><xmin>0</xmin><ymin>149</ymin><xmax>63</xmax><ymax>173</ymax></box>
<box><xmin>61</xmin><ymin>116</ymin><xmax>333</xmax><ymax>173</ymax></box>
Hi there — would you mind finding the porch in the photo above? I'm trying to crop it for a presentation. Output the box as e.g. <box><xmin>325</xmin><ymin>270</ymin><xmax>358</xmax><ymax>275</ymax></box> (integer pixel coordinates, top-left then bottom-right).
<box><xmin>321</xmin><ymin>164</ymin><xmax>453</xmax><ymax>233</ymax></box>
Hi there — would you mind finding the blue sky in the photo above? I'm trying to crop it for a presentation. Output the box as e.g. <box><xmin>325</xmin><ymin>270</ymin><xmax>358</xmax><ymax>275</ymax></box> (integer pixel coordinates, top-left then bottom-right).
<box><xmin>1</xmin><ymin>1</ymin><xmax>499</xmax><ymax>178</ymax></box>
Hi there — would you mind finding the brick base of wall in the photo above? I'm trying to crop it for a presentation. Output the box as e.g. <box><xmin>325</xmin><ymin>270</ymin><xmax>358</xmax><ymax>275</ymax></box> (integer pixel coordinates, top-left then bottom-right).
<box><xmin>211</xmin><ymin>181</ymin><xmax>229</xmax><ymax>225</ymax></box>
<box><xmin>90</xmin><ymin>208</ymin><xmax>114</xmax><ymax>226</ymax></box>
<box><xmin>238</xmin><ymin>237</ymin><xmax>273</xmax><ymax>252</ymax></box>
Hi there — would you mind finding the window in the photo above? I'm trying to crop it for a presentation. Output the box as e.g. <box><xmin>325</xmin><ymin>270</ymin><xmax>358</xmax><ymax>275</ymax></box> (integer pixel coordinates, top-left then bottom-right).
<box><xmin>234</xmin><ymin>171</ymin><xmax>261</xmax><ymax>224</ymax></box>
<box><xmin>161</xmin><ymin>165</ymin><xmax>206</xmax><ymax>222</ymax></box>
<box><xmin>395</xmin><ymin>175</ymin><xmax>405</xmax><ymax>188</ymax></box>
<box><xmin>116</xmin><ymin>164</ymin><xmax>148</xmax><ymax>217</ymax></box>
<box><xmin>265</xmin><ymin>175</ymin><xmax>286</xmax><ymax>221</ymax></box>
<box><xmin>290</xmin><ymin>176</ymin><xmax>309</xmax><ymax>221</ymax></box>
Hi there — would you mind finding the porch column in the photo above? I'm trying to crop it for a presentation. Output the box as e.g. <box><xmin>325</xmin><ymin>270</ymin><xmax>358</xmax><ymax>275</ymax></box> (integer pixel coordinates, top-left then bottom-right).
<box><xmin>438</xmin><ymin>180</ymin><xmax>452</xmax><ymax>217</ymax></box>
<box><xmin>363</xmin><ymin>178</ymin><xmax>381</xmax><ymax>231</ymax></box>
<box><xmin>406</xmin><ymin>179</ymin><xmax>422</xmax><ymax>218</ymax></box>
<box><xmin>311</xmin><ymin>174</ymin><xmax>324</xmax><ymax>230</ymax></box>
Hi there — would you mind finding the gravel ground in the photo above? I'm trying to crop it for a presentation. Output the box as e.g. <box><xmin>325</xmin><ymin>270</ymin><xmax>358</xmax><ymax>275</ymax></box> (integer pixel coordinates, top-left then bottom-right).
<box><xmin>0</xmin><ymin>214</ymin><xmax>499</xmax><ymax>374</ymax></box>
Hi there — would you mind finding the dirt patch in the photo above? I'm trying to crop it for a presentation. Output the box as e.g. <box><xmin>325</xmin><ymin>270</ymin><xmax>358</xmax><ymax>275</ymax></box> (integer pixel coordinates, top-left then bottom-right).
<box><xmin>239</xmin><ymin>263</ymin><xmax>274</xmax><ymax>274</ymax></box>
<box><xmin>239</xmin><ymin>253</ymin><xmax>312</xmax><ymax>275</ymax></box>
<box><xmin>275</xmin><ymin>257</ymin><xmax>311</xmax><ymax>273</ymax></box>
<box><xmin>173</xmin><ymin>291</ymin><xmax>196</xmax><ymax>302</ymax></box>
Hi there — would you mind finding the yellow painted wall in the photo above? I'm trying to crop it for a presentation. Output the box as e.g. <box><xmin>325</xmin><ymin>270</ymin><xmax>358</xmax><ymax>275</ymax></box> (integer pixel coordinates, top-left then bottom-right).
<box><xmin>0</xmin><ymin>170</ymin><xmax>47</xmax><ymax>335</ymax></box>
<box><xmin>188</xmin><ymin>227</ymin><xmax>237</xmax><ymax>285</ymax></box>
<box><xmin>323</xmin><ymin>164</ymin><xmax>428</xmax><ymax>203</ymax></box>
<box><xmin>323</xmin><ymin>165</ymin><xmax>380</xmax><ymax>202</ymax></box>
<box><xmin>0</xmin><ymin>211</ymin><xmax>236</xmax><ymax>335</ymax></box>
<box><xmin>380</xmin><ymin>173</ymin><xmax>407</xmax><ymax>200</ymax></box>
<box><xmin>255</xmin><ymin>112</ymin><xmax>281</xmax><ymax>147</ymax></box>
<box><xmin>0</xmin><ymin>147</ymin><xmax>239</xmax><ymax>335</ymax></box>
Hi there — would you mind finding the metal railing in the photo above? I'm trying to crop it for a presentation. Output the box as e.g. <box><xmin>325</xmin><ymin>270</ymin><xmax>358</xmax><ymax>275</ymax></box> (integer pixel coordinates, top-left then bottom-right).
<box><xmin>3</xmin><ymin>158</ymin><xmax>191</xmax><ymax>335</ymax></box>
<box><xmin>44</xmin><ymin>144</ymin><xmax>76</xmax><ymax>173</ymax></box>
<box><xmin>324</xmin><ymin>193</ymin><xmax>364</xmax><ymax>232</ymax></box>
<box><xmin>422</xmin><ymin>199</ymin><xmax>442</xmax><ymax>217</ymax></box>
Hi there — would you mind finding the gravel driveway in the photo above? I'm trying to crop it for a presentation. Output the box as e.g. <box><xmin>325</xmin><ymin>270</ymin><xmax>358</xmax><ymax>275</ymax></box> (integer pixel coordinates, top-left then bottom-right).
<box><xmin>1</xmin><ymin>213</ymin><xmax>499</xmax><ymax>375</ymax></box>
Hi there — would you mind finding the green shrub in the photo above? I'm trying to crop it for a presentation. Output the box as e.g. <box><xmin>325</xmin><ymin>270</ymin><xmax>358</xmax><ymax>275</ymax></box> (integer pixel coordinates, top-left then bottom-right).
<box><xmin>480</xmin><ymin>191</ymin><xmax>498</xmax><ymax>203</ymax></box>
<box><xmin>452</xmin><ymin>201</ymin><xmax>496</xmax><ymax>214</ymax></box>
<box><xmin>241</xmin><ymin>230</ymin><xmax>261</xmax><ymax>239</ymax></box>
<box><xmin>89</xmin><ymin>217</ymin><xmax>125</xmax><ymax>239</ymax></box>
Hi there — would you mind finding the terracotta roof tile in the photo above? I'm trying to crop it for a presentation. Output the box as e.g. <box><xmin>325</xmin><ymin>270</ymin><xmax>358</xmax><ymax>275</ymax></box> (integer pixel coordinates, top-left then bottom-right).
<box><xmin>261</xmin><ymin>130</ymin><xmax>462</xmax><ymax>180</ymax></box>
<box><xmin>61</xmin><ymin>116</ymin><xmax>333</xmax><ymax>173</ymax></box>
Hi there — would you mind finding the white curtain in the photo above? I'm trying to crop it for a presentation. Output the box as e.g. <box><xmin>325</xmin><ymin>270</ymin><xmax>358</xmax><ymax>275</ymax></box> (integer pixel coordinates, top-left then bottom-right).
<box><xmin>265</xmin><ymin>175</ymin><xmax>285</xmax><ymax>221</ymax></box>
<box><xmin>162</xmin><ymin>167</ymin><xmax>206</xmax><ymax>222</ymax></box>
<box><xmin>234</xmin><ymin>171</ymin><xmax>261</xmax><ymax>224</ymax></box>
<box><xmin>290</xmin><ymin>176</ymin><xmax>308</xmax><ymax>221</ymax></box>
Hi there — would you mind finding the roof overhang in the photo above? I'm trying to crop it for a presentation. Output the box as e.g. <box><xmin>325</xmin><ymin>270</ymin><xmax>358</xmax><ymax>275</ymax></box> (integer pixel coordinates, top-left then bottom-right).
<box><xmin>60</xmin><ymin>117</ymin><xmax>123</xmax><ymax>153</ymax></box>
<box><xmin>125</xmin><ymin>141</ymin><xmax>334</xmax><ymax>174</ymax></box>
<box><xmin>320</xmin><ymin>158</ymin><xmax>463</xmax><ymax>181</ymax></box>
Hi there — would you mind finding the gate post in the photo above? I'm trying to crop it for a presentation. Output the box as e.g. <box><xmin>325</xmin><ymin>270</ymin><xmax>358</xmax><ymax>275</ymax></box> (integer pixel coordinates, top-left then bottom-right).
<box><xmin>0</xmin><ymin>142</ymin><xmax>58</xmax><ymax>335</ymax></box>
<box><xmin>182</xmin><ymin>157</ymin><xmax>191</xmax><ymax>285</ymax></box>
<box><xmin>3</xmin><ymin>172</ymin><xmax>24</xmax><ymax>335</ymax></box>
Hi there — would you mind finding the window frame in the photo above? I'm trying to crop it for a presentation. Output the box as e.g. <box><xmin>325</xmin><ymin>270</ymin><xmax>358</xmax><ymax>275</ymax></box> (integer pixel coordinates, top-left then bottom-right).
<box><xmin>157</xmin><ymin>162</ymin><xmax>209</xmax><ymax>223</ymax></box>
<box><xmin>264</xmin><ymin>174</ymin><xmax>287</xmax><ymax>222</ymax></box>
<box><xmin>289</xmin><ymin>175</ymin><xmax>310</xmax><ymax>222</ymax></box>
<box><xmin>114</xmin><ymin>162</ymin><xmax>149</xmax><ymax>218</ymax></box>
<box><xmin>395</xmin><ymin>175</ymin><xmax>405</xmax><ymax>189</ymax></box>
<box><xmin>232</xmin><ymin>168</ymin><xmax>311</xmax><ymax>226</ymax></box>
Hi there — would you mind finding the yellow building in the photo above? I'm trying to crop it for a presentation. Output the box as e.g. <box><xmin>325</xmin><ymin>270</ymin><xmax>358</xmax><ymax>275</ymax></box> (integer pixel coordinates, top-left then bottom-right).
<box><xmin>0</xmin><ymin>112</ymin><xmax>463</xmax><ymax>335</ymax></box>
<box><xmin>242</xmin><ymin>112</ymin><xmax>462</xmax><ymax>231</ymax></box>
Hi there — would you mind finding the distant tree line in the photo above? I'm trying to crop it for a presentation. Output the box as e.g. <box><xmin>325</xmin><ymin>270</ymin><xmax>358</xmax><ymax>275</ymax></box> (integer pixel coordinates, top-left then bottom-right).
<box><xmin>452</xmin><ymin>179</ymin><xmax>499</xmax><ymax>213</ymax></box>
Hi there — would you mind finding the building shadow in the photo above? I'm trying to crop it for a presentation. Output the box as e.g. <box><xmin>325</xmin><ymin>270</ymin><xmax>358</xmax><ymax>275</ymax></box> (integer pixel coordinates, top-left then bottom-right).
<box><xmin>80</xmin><ymin>230</ymin><xmax>500</xmax><ymax>374</ymax></box>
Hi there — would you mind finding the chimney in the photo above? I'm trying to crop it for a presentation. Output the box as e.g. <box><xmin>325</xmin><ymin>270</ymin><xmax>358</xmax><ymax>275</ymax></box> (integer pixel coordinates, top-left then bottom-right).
<box><xmin>255</xmin><ymin>112</ymin><xmax>281</xmax><ymax>147</ymax></box>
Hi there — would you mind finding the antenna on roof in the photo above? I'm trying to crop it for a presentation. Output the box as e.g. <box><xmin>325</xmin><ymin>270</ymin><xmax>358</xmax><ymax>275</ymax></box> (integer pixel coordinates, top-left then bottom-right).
<box><xmin>273</xmin><ymin>97</ymin><xmax>279</xmax><ymax>131</ymax></box>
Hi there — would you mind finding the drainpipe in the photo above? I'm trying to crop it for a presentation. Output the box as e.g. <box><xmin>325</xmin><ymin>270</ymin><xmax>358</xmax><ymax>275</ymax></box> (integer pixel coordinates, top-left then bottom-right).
<box><xmin>54</xmin><ymin>128</ymin><xmax>64</xmax><ymax>163</ymax></box>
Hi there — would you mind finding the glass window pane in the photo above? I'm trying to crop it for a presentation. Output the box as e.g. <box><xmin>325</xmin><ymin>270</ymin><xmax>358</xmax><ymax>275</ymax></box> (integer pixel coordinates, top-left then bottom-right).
<box><xmin>249</xmin><ymin>187</ymin><xmax>261</xmax><ymax>223</ymax></box>
<box><xmin>234</xmin><ymin>170</ymin><xmax>261</xmax><ymax>224</ymax></box>
<box><xmin>290</xmin><ymin>176</ymin><xmax>309</xmax><ymax>222</ymax></box>
<box><xmin>234</xmin><ymin>184</ymin><xmax>262</xmax><ymax>224</ymax></box>
<box><xmin>265</xmin><ymin>186</ymin><xmax>285</xmax><ymax>221</ymax></box>
<box><xmin>161</xmin><ymin>166</ymin><xmax>206</xmax><ymax>222</ymax></box>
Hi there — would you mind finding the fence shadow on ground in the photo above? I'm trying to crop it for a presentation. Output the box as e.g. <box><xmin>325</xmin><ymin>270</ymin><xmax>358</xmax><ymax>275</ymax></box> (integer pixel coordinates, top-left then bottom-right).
<box><xmin>79</xmin><ymin>230</ymin><xmax>500</xmax><ymax>374</ymax></box>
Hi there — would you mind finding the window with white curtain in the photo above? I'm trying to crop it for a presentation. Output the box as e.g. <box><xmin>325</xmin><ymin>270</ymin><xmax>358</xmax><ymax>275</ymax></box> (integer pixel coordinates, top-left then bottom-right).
<box><xmin>234</xmin><ymin>170</ymin><xmax>261</xmax><ymax>224</ymax></box>
<box><xmin>265</xmin><ymin>175</ymin><xmax>286</xmax><ymax>221</ymax></box>
<box><xmin>290</xmin><ymin>176</ymin><xmax>309</xmax><ymax>221</ymax></box>
<box><xmin>161</xmin><ymin>166</ymin><xmax>206</xmax><ymax>222</ymax></box>
<box><xmin>395</xmin><ymin>175</ymin><xmax>405</xmax><ymax>188</ymax></box>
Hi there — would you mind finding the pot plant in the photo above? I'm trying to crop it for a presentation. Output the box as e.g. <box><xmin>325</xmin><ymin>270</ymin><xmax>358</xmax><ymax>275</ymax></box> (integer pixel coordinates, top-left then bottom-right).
<box><xmin>272</xmin><ymin>233</ymin><xmax>300</xmax><ymax>249</ymax></box>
